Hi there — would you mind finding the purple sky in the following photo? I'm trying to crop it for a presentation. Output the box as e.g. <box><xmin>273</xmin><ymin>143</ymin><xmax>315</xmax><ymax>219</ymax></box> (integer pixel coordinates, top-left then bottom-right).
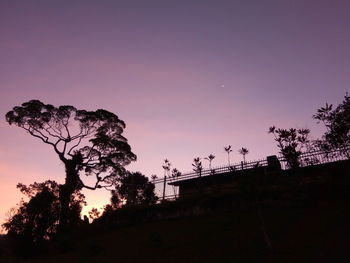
<box><xmin>0</xmin><ymin>0</ymin><xmax>349</xmax><ymax>227</ymax></box>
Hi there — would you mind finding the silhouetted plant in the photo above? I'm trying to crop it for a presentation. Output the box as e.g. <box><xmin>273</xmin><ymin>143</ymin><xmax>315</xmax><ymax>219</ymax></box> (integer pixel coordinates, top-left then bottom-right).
<box><xmin>171</xmin><ymin>168</ymin><xmax>181</xmax><ymax>179</ymax></box>
<box><xmin>6</xmin><ymin>100</ymin><xmax>136</xmax><ymax>232</ymax></box>
<box><xmin>162</xmin><ymin>159</ymin><xmax>171</xmax><ymax>200</ymax></box>
<box><xmin>151</xmin><ymin>174</ymin><xmax>158</xmax><ymax>183</ymax></box>
<box><xmin>268</xmin><ymin>126</ymin><xmax>310</xmax><ymax>168</ymax></box>
<box><xmin>88</xmin><ymin>208</ymin><xmax>100</xmax><ymax>221</ymax></box>
<box><xmin>162</xmin><ymin>159</ymin><xmax>171</xmax><ymax>176</ymax></box>
<box><xmin>238</xmin><ymin>147</ymin><xmax>249</xmax><ymax>163</ymax></box>
<box><xmin>192</xmin><ymin>157</ymin><xmax>203</xmax><ymax>177</ymax></box>
<box><xmin>109</xmin><ymin>189</ymin><xmax>120</xmax><ymax>210</ymax></box>
<box><xmin>2</xmin><ymin>180</ymin><xmax>85</xmax><ymax>254</ymax></box>
<box><xmin>204</xmin><ymin>154</ymin><xmax>215</xmax><ymax>170</ymax></box>
<box><xmin>224</xmin><ymin>145</ymin><xmax>233</xmax><ymax>166</ymax></box>
<box><xmin>171</xmin><ymin>168</ymin><xmax>181</xmax><ymax>198</ymax></box>
<box><xmin>313</xmin><ymin>93</ymin><xmax>350</xmax><ymax>158</ymax></box>
<box><xmin>113</xmin><ymin>171</ymin><xmax>158</xmax><ymax>207</ymax></box>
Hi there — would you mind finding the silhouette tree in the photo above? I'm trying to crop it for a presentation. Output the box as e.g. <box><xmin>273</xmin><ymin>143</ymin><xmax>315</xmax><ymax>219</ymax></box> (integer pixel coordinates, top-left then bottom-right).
<box><xmin>113</xmin><ymin>171</ymin><xmax>158</xmax><ymax>206</ymax></box>
<box><xmin>88</xmin><ymin>208</ymin><xmax>100</xmax><ymax>221</ymax></box>
<box><xmin>161</xmin><ymin>159</ymin><xmax>171</xmax><ymax>200</ymax></box>
<box><xmin>6</xmin><ymin>100</ymin><xmax>136</xmax><ymax>232</ymax></box>
<box><xmin>238</xmin><ymin>147</ymin><xmax>249</xmax><ymax>163</ymax></box>
<box><xmin>162</xmin><ymin>159</ymin><xmax>171</xmax><ymax>175</ymax></box>
<box><xmin>171</xmin><ymin>168</ymin><xmax>181</xmax><ymax>178</ymax></box>
<box><xmin>103</xmin><ymin>189</ymin><xmax>121</xmax><ymax>212</ymax></box>
<box><xmin>204</xmin><ymin>154</ymin><xmax>215</xmax><ymax>170</ymax></box>
<box><xmin>171</xmin><ymin>168</ymin><xmax>181</xmax><ymax>198</ymax></box>
<box><xmin>313</xmin><ymin>93</ymin><xmax>350</xmax><ymax>157</ymax></box>
<box><xmin>151</xmin><ymin>174</ymin><xmax>158</xmax><ymax>183</ymax></box>
<box><xmin>268</xmin><ymin>126</ymin><xmax>310</xmax><ymax>168</ymax></box>
<box><xmin>2</xmin><ymin>181</ymin><xmax>85</xmax><ymax>244</ymax></box>
<box><xmin>224</xmin><ymin>145</ymin><xmax>233</xmax><ymax>166</ymax></box>
<box><xmin>192</xmin><ymin>157</ymin><xmax>203</xmax><ymax>177</ymax></box>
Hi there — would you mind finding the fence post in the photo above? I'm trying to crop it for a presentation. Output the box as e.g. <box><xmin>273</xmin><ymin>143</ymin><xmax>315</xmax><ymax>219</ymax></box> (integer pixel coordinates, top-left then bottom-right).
<box><xmin>162</xmin><ymin>176</ymin><xmax>167</xmax><ymax>201</ymax></box>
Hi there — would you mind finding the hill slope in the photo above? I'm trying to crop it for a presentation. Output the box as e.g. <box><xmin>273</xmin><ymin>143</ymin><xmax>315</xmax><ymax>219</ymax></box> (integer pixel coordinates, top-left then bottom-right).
<box><xmin>28</xmin><ymin>200</ymin><xmax>350</xmax><ymax>263</ymax></box>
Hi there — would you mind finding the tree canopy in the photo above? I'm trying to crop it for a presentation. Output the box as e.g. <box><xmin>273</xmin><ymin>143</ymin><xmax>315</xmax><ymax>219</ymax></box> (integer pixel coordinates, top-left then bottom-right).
<box><xmin>6</xmin><ymin>100</ymin><xmax>136</xmax><ymax>190</ymax></box>
<box><xmin>313</xmin><ymin>93</ymin><xmax>350</xmax><ymax>155</ymax></box>
<box><xmin>3</xmin><ymin>181</ymin><xmax>85</xmax><ymax>243</ymax></box>
<box><xmin>6</xmin><ymin>100</ymin><xmax>136</xmax><ymax>230</ymax></box>
<box><xmin>268</xmin><ymin>126</ymin><xmax>310</xmax><ymax>168</ymax></box>
<box><xmin>111</xmin><ymin>171</ymin><xmax>158</xmax><ymax>207</ymax></box>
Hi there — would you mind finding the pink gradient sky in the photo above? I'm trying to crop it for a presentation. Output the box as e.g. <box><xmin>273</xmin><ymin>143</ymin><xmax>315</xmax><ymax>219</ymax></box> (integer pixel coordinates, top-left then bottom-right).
<box><xmin>1</xmin><ymin>0</ymin><xmax>349</xmax><ymax>226</ymax></box>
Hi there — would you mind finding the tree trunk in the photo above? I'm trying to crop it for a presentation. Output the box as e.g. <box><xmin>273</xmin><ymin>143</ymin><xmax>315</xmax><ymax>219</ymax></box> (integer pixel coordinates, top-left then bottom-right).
<box><xmin>58</xmin><ymin>184</ymin><xmax>72</xmax><ymax>233</ymax></box>
<box><xmin>58</xmin><ymin>157</ymin><xmax>80</xmax><ymax>233</ymax></box>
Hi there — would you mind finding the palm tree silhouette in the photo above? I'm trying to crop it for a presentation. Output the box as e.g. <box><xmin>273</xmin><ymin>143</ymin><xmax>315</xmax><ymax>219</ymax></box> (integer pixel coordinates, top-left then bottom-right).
<box><xmin>238</xmin><ymin>147</ymin><xmax>249</xmax><ymax>163</ymax></box>
<box><xmin>162</xmin><ymin>159</ymin><xmax>171</xmax><ymax>200</ymax></box>
<box><xmin>162</xmin><ymin>159</ymin><xmax>171</xmax><ymax>176</ymax></box>
<box><xmin>204</xmin><ymin>154</ymin><xmax>215</xmax><ymax>170</ymax></box>
<box><xmin>171</xmin><ymin>168</ymin><xmax>181</xmax><ymax>198</ymax></box>
<box><xmin>192</xmin><ymin>157</ymin><xmax>203</xmax><ymax>177</ymax></box>
<box><xmin>151</xmin><ymin>174</ymin><xmax>158</xmax><ymax>183</ymax></box>
<box><xmin>224</xmin><ymin>145</ymin><xmax>233</xmax><ymax>166</ymax></box>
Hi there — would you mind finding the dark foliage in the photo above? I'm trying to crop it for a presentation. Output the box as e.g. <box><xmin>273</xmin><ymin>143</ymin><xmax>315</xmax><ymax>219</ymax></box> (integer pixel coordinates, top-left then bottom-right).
<box><xmin>88</xmin><ymin>208</ymin><xmax>101</xmax><ymax>221</ymax></box>
<box><xmin>3</xmin><ymin>181</ymin><xmax>85</xmax><ymax>239</ymax></box>
<box><xmin>268</xmin><ymin>126</ymin><xmax>310</xmax><ymax>168</ymax></box>
<box><xmin>238</xmin><ymin>147</ymin><xmax>249</xmax><ymax>163</ymax></box>
<box><xmin>2</xmin><ymin>180</ymin><xmax>85</xmax><ymax>258</ymax></box>
<box><xmin>313</xmin><ymin>93</ymin><xmax>350</xmax><ymax>157</ymax></box>
<box><xmin>6</xmin><ymin>100</ymin><xmax>136</xmax><ymax>231</ymax></box>
<box><xmin>110</xmin><ymin>172</ymin><xmax>158</xmax><ymax>208</ymax></box>
<box><xmin>192</xmin><ymin>157</ymin><xmax>203</xmax><ymax>176</ymax></box>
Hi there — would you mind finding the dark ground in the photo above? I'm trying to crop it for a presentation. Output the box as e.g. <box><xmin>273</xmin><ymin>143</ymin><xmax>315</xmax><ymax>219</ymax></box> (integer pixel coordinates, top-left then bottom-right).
<box><xmin>7</xmin><ymin>200</ymin><xmax>347</xmax><ymax>263</ymax></box>
<box><xmin>2</xmin><ymin>159</ymin><xmax>350</xmax><ymax>263</ymax></box>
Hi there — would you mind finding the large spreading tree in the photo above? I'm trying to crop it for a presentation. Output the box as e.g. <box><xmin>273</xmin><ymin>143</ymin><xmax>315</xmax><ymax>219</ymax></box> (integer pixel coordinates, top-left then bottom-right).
<box><xmin>6</xmin><ymin>100</ymin><xmax>136</xmax><ymax>231</ymax></box>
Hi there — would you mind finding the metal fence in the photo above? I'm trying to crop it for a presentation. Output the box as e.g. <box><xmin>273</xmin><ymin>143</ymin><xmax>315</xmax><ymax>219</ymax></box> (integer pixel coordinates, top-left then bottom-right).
<box><xmin>152</xmin><ymin>146</ymin><xmax>350</xmax><ymax>201</ymax></box>
<box><xmin>278</xmin><ymin>145</ymin><xmax>350</xmax><ymax>169</ymax></box>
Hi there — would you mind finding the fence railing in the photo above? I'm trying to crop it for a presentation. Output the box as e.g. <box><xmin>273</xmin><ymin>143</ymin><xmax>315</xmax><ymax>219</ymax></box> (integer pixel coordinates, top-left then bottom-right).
<box><xmin>278</xmin><ymin>145</ymin><xmax>350</xmax><ymax>169</ymax></box>
<box><xmin>152</xmin><ymin>146</ymin><xmax>350</xmax><ymax>201</ymax></box>
<box><xmin>168</xmin><ymin>158</ymin><xmax>268</xmax><ymax>185</ymax></box>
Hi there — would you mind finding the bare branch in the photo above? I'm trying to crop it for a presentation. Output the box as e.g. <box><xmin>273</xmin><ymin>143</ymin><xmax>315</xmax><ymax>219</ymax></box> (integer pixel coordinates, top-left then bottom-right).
<box><xmin>44</xmin><ymin>121</ymin><xmax>65</xmax><ymax>139</ymax></box>
<box><xmin>62</xmin><ymin>141</ymin><xmax>68</xmax><ymax>156</ymax></box>
<box><xmin>78</xmin><ymin>177</ymin><xmax>100</xmax><ymax>190</ymax></box>
<box><xmin>67</xmin><ymin>136</ymin><xmax>83</xmax><ymax>156</ymax></box>
<box><xmin>26</xmin><ymin>128</ymin><xmax>50</xmax><ymax>144</ymax></box>
<box><xmin>44</xmin><ymin>126</ymin><xmax>64</xmax><ymax>140</ymax></box>
<box><xmin>64</xmin><ymin>123</ymin><xmax>71</xmax><ymax>139</ymax></box>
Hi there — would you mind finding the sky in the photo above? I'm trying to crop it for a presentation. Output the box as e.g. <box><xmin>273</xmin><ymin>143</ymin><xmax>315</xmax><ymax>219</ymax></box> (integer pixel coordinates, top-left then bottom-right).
<box><xmin>0</xmin><ymin>0</ymin><xmax>349</xmax><ymax>227</ymax></box>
